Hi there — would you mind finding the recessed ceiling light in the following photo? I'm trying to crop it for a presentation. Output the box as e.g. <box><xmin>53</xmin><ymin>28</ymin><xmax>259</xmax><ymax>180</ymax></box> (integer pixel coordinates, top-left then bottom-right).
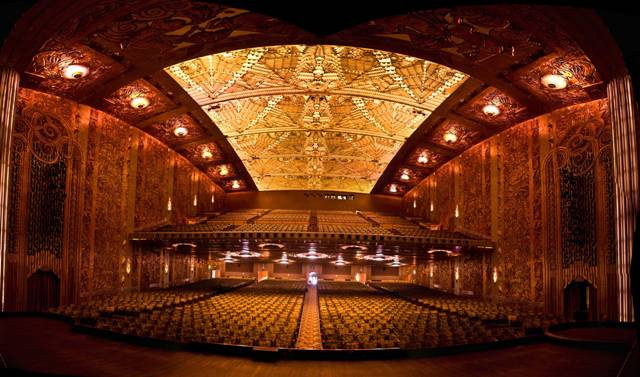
<box><xmin>400</xmin><ymin>170</ymin><xmax>410</xmax><ymax>180</ymax></box>
<box><xmin>62</xmin><ymin>64</ymin><xmax>90</xmax><ymax>79</ymax></box>
<box><xmin>201</xmin><ymin>147</ymin><xmax>213</xmax><ymax>159</ymax></box>
<box><xmin>232</xmin><ymin>180</ymin><xmax>240</xmax><ymax>189</ymax></box>
<box><xmin>443</xmin><ymin>130</ymin><xmax>458</xmax><ymax>143</ymax></box>
<box><xmin>219</xmin><ymin>165</ymin><xmax>229</xmax><ymax>176</ymax></box>
<box><xmin>130</xmin><ymin>96</ymin><xmax>150</xmax><ymax>109</ymax></box>
<box><xmin>540</xmin><ymin>74</ymin><xmax>568</xmax><ymax>90</ymax></box>
<box><xmin>389</xmin><ymin>184</ymin><xmax>398</xmax><ymax>193</ymax></box>
<box><xmin>173</xmin><ymin>126</ymin><xmax>188</xmax><ymax>137</ymax></box>
<box><xmin>417</xmin><ymin>152</ymin><xmax>429</xmax><ymax>164</ymax></box>
<box><xmin>482</xmin><ymin>104</ymin><xmax>500</xmax><ymax>117</ymax></box>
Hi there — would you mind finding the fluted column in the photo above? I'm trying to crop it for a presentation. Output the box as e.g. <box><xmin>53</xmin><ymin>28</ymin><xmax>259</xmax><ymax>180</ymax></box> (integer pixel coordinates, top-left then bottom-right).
<box><xmin>0</xmin><ymin>68</ymin><xmax>20</xmax><ymax>312</ymax></box>
<box><xmin>607</xmin><ymin>75</ymin><xmax>639</xmax><ymax>322</ymax></box>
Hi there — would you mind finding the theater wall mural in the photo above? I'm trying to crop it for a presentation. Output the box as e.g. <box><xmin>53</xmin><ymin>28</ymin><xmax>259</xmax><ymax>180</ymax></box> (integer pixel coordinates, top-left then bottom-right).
<box><xmin>4</xmin><ymin>88</ymin><xmax>225</xmax><ymax>311</ymax></box>
<box><xmin>404</xmin><ymin>99</ymin><xmax>616</xmax><ymax>319</ymax></box>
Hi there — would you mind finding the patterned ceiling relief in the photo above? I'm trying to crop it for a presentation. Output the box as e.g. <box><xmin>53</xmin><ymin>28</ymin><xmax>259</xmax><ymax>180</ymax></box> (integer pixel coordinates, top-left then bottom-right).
<box><xmin>102</xmin><ymin>79</ymin><xmax>176</xmax><ymax>123</ymax></box>
<box><xmin>166</xmin><ymin>45</ymin><xmax>467</xmax><ymax>192</ymax></box>
<box><xmin>145</xmin><ymin>114</ymin><xmax>208</xmax><ymax>145</ymax></box>
<box><xmin>429</xmin><ymin>119</ymin><xmax>482</xmax><ymax>151</ymax></box>
<box><xmin>455</xmin><ymin>87</ymin><xmax>530</xmax><ymax>128</ymax></box>
<box><xmin>509</xmin><ymin>52</ymin><xmax>603</xmax><ymax>108</ymax></box>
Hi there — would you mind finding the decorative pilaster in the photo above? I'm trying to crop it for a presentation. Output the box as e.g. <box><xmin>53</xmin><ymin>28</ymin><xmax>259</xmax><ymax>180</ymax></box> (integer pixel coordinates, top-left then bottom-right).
<box><xmin>607</xmin><ymin>75</ymin><xmax>639</xmax><ymax>322</ymax></box>
<box><xmin>0</xmin><ymin>68</ymin><xmax>19</xmax><ymax>312</ymax></box>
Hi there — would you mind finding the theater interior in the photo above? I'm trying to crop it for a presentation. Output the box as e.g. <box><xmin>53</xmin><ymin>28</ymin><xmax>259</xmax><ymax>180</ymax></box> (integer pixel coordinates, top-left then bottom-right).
<box><xmin>0</xmin><ymin>1</ymin><xmax>639</xmax><ymax>376</ymax></box>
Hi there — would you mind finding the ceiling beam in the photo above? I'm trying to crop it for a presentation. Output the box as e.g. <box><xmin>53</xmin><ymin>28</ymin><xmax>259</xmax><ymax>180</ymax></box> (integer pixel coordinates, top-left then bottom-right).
<box><xmin>138</xmin><ymin>106</ymin><xmax>189</xmax><ymax>129</ymax></box>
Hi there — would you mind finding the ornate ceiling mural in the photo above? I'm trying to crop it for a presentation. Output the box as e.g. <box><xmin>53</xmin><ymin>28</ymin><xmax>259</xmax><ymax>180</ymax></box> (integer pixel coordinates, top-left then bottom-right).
<box><xmin>166</xmin><ymin>45</ymin><xmax>467</xmax><ymax>192</ymax></box>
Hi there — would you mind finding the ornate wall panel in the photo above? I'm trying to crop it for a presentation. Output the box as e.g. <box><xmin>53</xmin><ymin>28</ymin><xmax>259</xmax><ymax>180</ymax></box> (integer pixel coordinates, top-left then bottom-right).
<box><xmin>134</xmin><ymin>134</ymin><xmax>171</xmax><ymax>229</ymax></box>
<box><xmin>405</xmin><ymin>99</ymin><xmax>613</xmax><ymax>315</ymax></box>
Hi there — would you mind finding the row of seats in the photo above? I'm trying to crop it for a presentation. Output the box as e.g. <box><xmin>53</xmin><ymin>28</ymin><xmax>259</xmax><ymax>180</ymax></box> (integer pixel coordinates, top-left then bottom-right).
<box><xmin>235</xmin><ymin>223</ymin><xmax>308</xmax><ymax>232</ymax></box>
<box><xmin>317</xmin><ymin>224</ymin><xmax>392</xmax><ymax>235</ymax></box>
<box><xmin>374</xmin><ymin>283</ymin><xmax>564</xmax><ymax>329</ymax></box>
<box><xmin>50</xmin><ymin>279</ymin><xmax>251</xmax><ymax>321</ymax></box>
<box><xmin>317</xmin><ymin>281</ymin><xmax>518</xmax><ymax>350</ymax></box>
<box><xmin>93</xmin><ymin>280</ymin><xmax>305</xmax><ymax>348</ymax></box>
<box><xmin>160</xmin><ymin>222</ymin><xmax>234</xmax><ymax>232</ymax></box>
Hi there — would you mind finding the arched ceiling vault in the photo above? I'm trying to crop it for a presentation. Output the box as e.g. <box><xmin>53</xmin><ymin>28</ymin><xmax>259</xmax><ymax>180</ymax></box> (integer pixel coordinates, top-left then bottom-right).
<box><xmin>1</xmin><ymin>0</ymin><xmax>621</xmax><ymax>195</ymax></box>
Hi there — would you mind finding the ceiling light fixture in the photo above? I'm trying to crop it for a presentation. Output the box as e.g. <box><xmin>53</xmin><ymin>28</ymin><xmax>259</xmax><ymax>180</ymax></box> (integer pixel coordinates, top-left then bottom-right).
<box><xmin>274</xmin><ymin>252</ymin><xmax>291</xmax><ymax>265</ymax></box>
<box><xmin>332</xmin><ymin>254</ymin><xmax>349</xmax><ymax>266</ymax></box>
<box><xmin>201</xmin><ymin>147</ymin><xmax>213</xmax><ymax>160</ymax></box>
<box><xmin>443</xmin><ymin>130</ymin><xmax>458</xmax><ymax>143</ymax></box>
<box><xmin>389</xmin><ymin>184</ymin><xmax>398</xmax><ymax>193</ymax></box>
<box><xmin>417</xmin><ymin>152</ymin><xmax>429</xmax><ymax>164</ymax></box>
<box><xmin>231</xmin><ymin>180</ymin><xmax>240</xmax><ymax>189</ymax></box>
<box><xmin>130</xmin><ymin>96</ymin><xmax>150</xmax><ymax>109</ymax></box>
<box><xmin>62</xmin><ymin>64</ymin><xmax>90</xmax><ymax>79</ymax></box>
<box><xmin>219</xmin><ymin>165</ymin><xmax>229</xmax><ymax>176</ymax></box>
<box><xmin>400</xmin><ymin>170</ymin><xmax>410</xmax><ymax>181</ymax></box>
<box><xmin>173</xmin><ymin>126</ymin><xmax>188</xmax><ymax>137</ymax></box>
<box><xmin>540</xmin><ymin>74</ymin><xmax>568</xmax><ymax>90</ymax></box>
<box><xmin>389</xmin><ymin>255</ymin><xmax>402</xmax><ymax>267</ymax></box>
<box><xmin>482</xmin><ymin>104</ymin><xmax>500</xmax><ymax>117</ymax></box>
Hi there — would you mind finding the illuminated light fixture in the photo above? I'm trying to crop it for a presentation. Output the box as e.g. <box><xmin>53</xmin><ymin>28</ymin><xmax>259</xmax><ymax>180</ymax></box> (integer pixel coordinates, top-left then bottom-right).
<box><xmin>211</xmin><ymin>194</ymin><xmax>215</xmax><ymax>204</ymax></box>
<box><xmin>413</xmin><ymin>269</ymin><xmax>416</xmax><ymax>275</ymax></box>
<box><xmin>429</xmin><ymin>266</ymin><xmax>434</xmax><ymax>278</ymax></box>
<box><xmin>400</xmin><ymin>170</ymin><xmax>410</xmax><ymax>181</ymax></box>
<box><xmin>492</xmin><ymin>267</ymin><xmax>498</xmax><ymax>283</ymax></box>
<box><xmin>332</xmin><ymin>254</ymin><xmax>349</xmax><ymax>266</ymax></box>
<box><xmin>417</xmin><ymin>152</ymin><xmax>429</xmax><ymax>164</ymax></box>
<box><xmin>540</xmin><ymin>73</ymin><xmax>567</xmax><ymax>90</ymax></box>
<box><xmin>443</xmin><ymin>130</ymin><xmax>458</xmax><ymax>143</ymax></box>
<box><xmin>173</xmin><ymin>126</ymin><xmax>189</xmax><ymax>137</ymax></box>
<box><xmin>201</xmin><ymin>147</ymin><xmax>213</xmax><ymax>160</ymax></box>
<box><xmin>413</xmin><ymin>199</ymin><xmax>417</xmax><ymax>209</ymax></box>
<box><xmin>231</xmin><ymin>180</ymin><xmax>240</xmax><ymax>189</ymax></box>
<box><xmin>172</xmin><ymin>242</ymin><xmax>197</xmax><ymax>249</ymax></box>
<box><xmin>364</xmin><ymin>246</ymin><xmax>393</xmax><ymax>262</ymax></box>
<box><xmin>62</xmin><ymin>64</ymin><xmax>90</xmax><ymax>79</ymax></box>
<box><xmin>219</xmin><ymin>165</ymin><xmax>229</xmax><ymax>176</ymax></box>
<box><xmin>193</xmin><ymin>194</ymin><xmax>198</xmax><ymax>207</ymax></box>
<box><xmin>389</xmin><ymin>255</ymin><xmax>403</xmax><ymax>267</ymax></box>
<box><xmin>274</xmin><ymin>252</ymin><xmax>291</xmax><ymax>265</ymax></box>
<box><xmin>222</xmin><ymin>251</ymin><xmax>235</xmax><ymax>263</ymax></box>
<box><xmin>389</xmin><ymin>184</ymin><xmax>398</xmax><ymax>193</ymax></box>
<box><xmin>167</xmin><ymin>197</ymin><xmax>172</xmax><ymax>211</ymax></box>
<box><xmin>296</xmin><ymin>249</ymin><xmax>329</xmax><ymax>260</ymax></box>
<box><xmin>430</xmin><ymin>201</ymin><xmax>434</xmax><ymax>212</ymax></box>
<box><xmin>230</xmin><ymin>243</ymin><xmax>262</xmax><ymax>259</ymax></box>
<box><xmin>130</xmin><ymin>95</ymin><xmax>150</xmax><ymax>109</ymax></box>
<box><xmin>258</xmin><ymin>243</ymin><xmax>285</xmax><ymax>249</ymax></box>
<box><xmin>427</xmin><ymin>249</ymin><xmax>454</xmax><ymax>255</ymax></box>
<box><xmin>125</xmin><ymin>258</ymin><xmax>131</xmax><ymax>274</ymax></box>
<box><xmin>340</xmin><ymin>244</ymin><xmax>367</xmax><ymax>252</ymax></box>
<box><xmin>455</xmin><ymin>204</ymin><xmax>459</xmax><ymax>218</ymax></box>
<box><xmin>164</xmin><ymin>263</ymin><xmax>169</xmax><ymax>274</ymax></box>
<box><xmin>455</xmin><ymin>267</ymin><xmax>459</xmax><ymax>281</ymax></box>
<box><xmin>482</xmin><ymin>104</ymin><xmax>500</xmax><ymax>117</ymax></box>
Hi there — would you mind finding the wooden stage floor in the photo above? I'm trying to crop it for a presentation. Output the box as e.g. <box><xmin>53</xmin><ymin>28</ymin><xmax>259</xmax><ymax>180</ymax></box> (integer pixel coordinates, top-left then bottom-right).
<box><xmin>0</xmin><ymin>317</ymin><xmax>629</xmax><ymax>377</ymax></box>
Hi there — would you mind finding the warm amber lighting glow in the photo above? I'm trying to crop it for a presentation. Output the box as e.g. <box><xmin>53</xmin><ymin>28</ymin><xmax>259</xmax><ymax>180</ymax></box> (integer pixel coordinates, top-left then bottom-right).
<box><xmin>482</xmin><ymin>104</ymin><xmax>500</xmax><ymax>116</ymax></box>
<box><xmin>455</xmin><ymin>204</ymin><xmax>459</xmax><ymax>218</ymax></box>
<box><xmin>430</xmin><ymin>201</ymin><xmax>434</xmax><ymax>212</ymax></box>
<box><xmin>455</xmin><ymin>267</ymin><xmax>459</xmax><ymax>280</ymax></box>
<box><xmin>389</xmin><ymin>184</ymin><xmax>398</xmax><ymax>193</ymax></box>
<box><xmin>400</xmin><ymin>170</ymin><xmax>410</xmax><ymax>180</ymax></box>
<box><xmin>443</xmin><ymin>130</ymin><xmax>458</xmax><ymax>143</ymax></box>
<box><xmin>193</xmin><ymin>194</ymin><xmax>197</xmax><ymax>207</ymax></box>
<box><xmin>130</xmin><ymin>96</ymin><xmax>150</xmax><ymax>109</ymax></box>
<box><xmin>219</xmin><ymin>165</ymin><xmax>229</xmax><ymax>176</ymax></box>
<box><xmin>231</xmin><ymin>180</ymin><xmax>240</xmax><ymax>189</ymax></box>
<box><xmin>413</xmin><ymin>199</ymin><xmax>417</xmax><ymax>209</ymax></box>
<box><xmin>167</xmin><ymin>197</ymin><xmax>172</xmax><ymax>211</ymax></box>
<box><xmin>492</xmin><ymin>267</ymin><xmax>498</xmax><ymax>283</ymax></box>
<box><xmin>417</xmin><ymin>152</ymin><xmax>429</xmax><ymax>164</ymax></box>
<box><xmin>62</xmin><ymin>64</ymin><xmax>90</xmax><ymax>79</ymax></box>
<box><xmin>211</xmin><ymin>194</ymin><xmax>215</xmax><ymax>204</ymax></box>
<box><xmin>201</xmin><ymin>147</ymin><xmax>213</xmax><ymax>160</ymax></box>
<box><xmin>125</xmin><ymin>258</ymin><xmax>131</xmax><ymax>274</ymax></box>
<box><xmin>173</xmin><ymin>126</ymin><xmax>188</xmax><ymax>137</ymax></box>
<box><xmin>541</xmin><ymin>74</ymin><xmax>568</xmax><ymax>90</ymax></box>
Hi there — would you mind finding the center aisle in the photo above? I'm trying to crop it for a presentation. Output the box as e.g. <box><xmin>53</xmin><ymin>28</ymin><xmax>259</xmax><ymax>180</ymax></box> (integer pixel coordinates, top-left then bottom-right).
<box><xmin>295</xmin><ymin>285</ymin><xmax>323</xmax><ymax>349</ymax></box>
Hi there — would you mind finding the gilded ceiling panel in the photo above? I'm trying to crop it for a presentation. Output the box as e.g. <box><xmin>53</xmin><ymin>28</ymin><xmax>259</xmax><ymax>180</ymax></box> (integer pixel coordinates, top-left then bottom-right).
<box><xmin>166</xmin><ymin>45</ymin><xmax>467</xmax><ymax>192</ymax></box>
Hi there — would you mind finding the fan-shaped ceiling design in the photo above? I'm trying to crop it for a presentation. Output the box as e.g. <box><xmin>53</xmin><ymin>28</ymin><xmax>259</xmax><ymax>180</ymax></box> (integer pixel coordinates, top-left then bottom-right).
<box><xmin>166</xmin><ymin>45</ymin><xmax>466</xmax><ymax>192</ymax></box>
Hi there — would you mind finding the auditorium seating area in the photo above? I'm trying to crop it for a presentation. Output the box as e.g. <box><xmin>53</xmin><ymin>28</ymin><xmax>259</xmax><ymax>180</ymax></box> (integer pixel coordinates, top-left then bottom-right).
<box><xmin>50</xmin><ymin>279</ymin><xmax>251</xmax><ymax>322</ymax></box>
<box><xmin>91</xmin><ymin>280</ymin><xmax>305</xmax><ymax>347</ymax></box>
<box><xmin>374</xmin><ymin>283</ymin><xmax>564</xmax><ymax>330</ymax></box>
<box><xmin>317</xmin><ymin>281</ymin><xmax>514</xmax><ymax>350</ymax></box>
<box><xmin>235</xmin><ymin>223</ymin><xmax>308</xmax><ymax>232</ymax></box>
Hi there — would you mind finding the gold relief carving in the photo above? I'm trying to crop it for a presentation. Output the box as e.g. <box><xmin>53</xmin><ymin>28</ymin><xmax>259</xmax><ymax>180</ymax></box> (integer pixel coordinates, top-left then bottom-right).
<box><xmin>429</xmin><ymin>119</ymin><xmax>482</xmax><ymax>151</ymax></box>
<box><xmin>134</xmin><ymin>135</ymin><xmax>171</xmax><ymax>229</ymax></box>
<box><xmin>167</xmin><ymin>45</ymin><xmax>467</xmax><ymax>192</ymax></box>
<box><xmin>103</xmin><ymin>79</ymin><xmax>175</xmax><ymax>123</ymax></box>
<box><xmin>456</xmin><ymin>87</ymin><xmax>529</xmax><ymax>127</ymax></box>
<box><xmin>146</xmin><ymin>113</ymin><xmax>208</xmax><ymax>145</ymax></box>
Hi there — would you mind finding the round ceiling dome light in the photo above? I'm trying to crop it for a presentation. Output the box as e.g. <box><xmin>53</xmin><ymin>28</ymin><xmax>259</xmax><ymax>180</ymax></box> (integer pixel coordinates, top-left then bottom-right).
<box><xmin>540</xmin><ymin>74</ymin><xmax>568</xmax><ymax>90</ymax></box>
<box><xmin>219</xmin><ymin>165</ymin><xmax>229</xmax><ymax>176</ymax></box>
<box><xmin>173</xmin><ymin>126</ymin><xmax>188</xmax><ymax>137</ymax></box>
<box><xmin>482</xmin><ymin>104</ymin><xmax>500</xmax><ymax>117</ymax></box>
<box><xmin>443</xmin><ymin>130</ymin><xmax>458</xmax><ymax>143</ymax></box>
<box><xmin>389</xmin><ymin>184</ymin><xmax>398</xmax><ymax>193</ymax></box>
<box><xmin>130</xmin><ymin>96</ymin><xmax>150</xmax><ymax>110</ymax></box>
<box><xmin>231</xmin><ymin>180</ymin><xmax>240</xmax><ymax>189</ymax></box>
<box><xmin>400</xmin><ymin>170</ymin><xmax>410</xmax><ymax>181</ymax></box>
<box><xmin>62</xmin><ymin>64</ymin><xmax>90</xmax><ymax>79</ymax></box>
<box><xmin>417</xmin><ymin>152</ymin><xmax>429</xmax><ymax>164</ymax></box>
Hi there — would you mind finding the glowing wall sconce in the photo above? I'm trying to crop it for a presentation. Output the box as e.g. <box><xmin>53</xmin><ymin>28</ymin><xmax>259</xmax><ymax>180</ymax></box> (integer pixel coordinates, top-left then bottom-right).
<box><xmin>493</xmin><ymin>267</ymin><xmax>498</xmax><ymax>283</ymax></box>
